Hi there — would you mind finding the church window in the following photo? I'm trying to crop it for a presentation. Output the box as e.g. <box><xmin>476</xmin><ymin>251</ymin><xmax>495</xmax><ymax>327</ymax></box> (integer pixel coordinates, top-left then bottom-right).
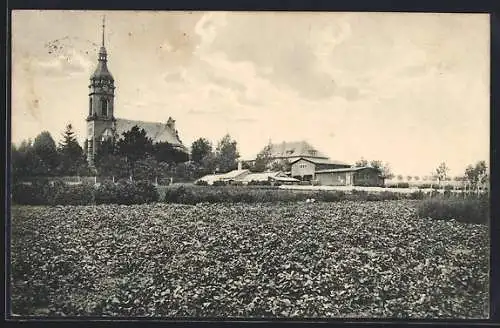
<box><xmin>101</xmin><ymin>98</ymin><xmax>108</xmax><ymax>117</ymax></box>
<box><xmin>89</xmin><ymin>98</ymin><xmax>93</xmax><ymax>115</ymax></box>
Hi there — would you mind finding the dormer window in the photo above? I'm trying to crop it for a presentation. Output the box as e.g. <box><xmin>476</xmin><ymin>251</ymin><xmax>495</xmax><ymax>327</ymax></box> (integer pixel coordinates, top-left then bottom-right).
<box><xmin>101</xmin><ymin>98</ymin><xmax>108</xmax><ymax>117</ymax></box>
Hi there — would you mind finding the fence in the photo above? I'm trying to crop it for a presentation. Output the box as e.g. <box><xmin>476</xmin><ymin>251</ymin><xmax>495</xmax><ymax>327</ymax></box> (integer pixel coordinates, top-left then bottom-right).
<box><xmin>13</xmin><ymin>176</ymin><xmax>174</xmax><ymax>186</ymax></box>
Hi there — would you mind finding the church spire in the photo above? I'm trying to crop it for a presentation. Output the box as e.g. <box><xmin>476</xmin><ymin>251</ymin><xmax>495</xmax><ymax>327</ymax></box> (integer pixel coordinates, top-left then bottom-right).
<box><xmin>92</xmin><ymin>14</ymin><xmax>113</xmax><ymax>81</ymax></box>
<box><xmin>98</xmin><ymin>15</ymin><xmax>108</xmax><ymax>61</ymax></box>
<box><xmin>101</xmin><ymin>15</ymin><xmax>106</xmax><ymax>47</ymax></box>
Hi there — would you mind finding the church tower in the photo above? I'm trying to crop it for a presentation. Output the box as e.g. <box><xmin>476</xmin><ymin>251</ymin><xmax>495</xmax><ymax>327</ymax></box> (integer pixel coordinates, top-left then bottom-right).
<box><xmin>86</xmin><ymin>16</ymin><xmax>116</xmax><ymax>166</ymax></box>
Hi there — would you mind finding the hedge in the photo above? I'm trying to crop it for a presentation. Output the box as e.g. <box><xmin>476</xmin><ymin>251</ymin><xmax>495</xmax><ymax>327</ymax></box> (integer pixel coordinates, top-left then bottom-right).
<box><xmin>12</xmin><ymin>180</ymin><xmax>159</xmax><ymax>206</ymax></box>
<box><xmin>161</xmin><ymin>185</ymin><xmax>428</xmax><ymax>204</ymax></box>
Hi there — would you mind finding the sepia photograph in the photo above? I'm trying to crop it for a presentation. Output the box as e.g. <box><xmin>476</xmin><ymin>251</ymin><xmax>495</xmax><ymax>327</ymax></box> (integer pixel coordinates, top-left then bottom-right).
<box><xmin>9</xmin><ymin>10</ymin><xmax>490</xmax><ymax>319</ymax></box>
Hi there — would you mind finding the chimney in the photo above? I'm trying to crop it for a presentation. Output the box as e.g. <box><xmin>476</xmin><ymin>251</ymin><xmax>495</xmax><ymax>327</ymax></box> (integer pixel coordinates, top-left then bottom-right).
<box><xmin>238</xmin><ymin>161</ymin><xmax>242</xmax><ymax>171</ymax></box>
<box><xmin>167</xmin><ymin>117</ymin><xmax>176</xmax><ymax>130</ymax></box>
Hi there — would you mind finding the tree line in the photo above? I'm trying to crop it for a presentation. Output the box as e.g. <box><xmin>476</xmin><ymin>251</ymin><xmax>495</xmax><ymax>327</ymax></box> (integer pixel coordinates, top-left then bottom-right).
<box><xmin>11</xmin><ymin>124</ymin><xmax>243</xmax><ymax>182</ymax></box>
<box><xmin>12</xmin><ymin>124</ymin><xmax>489</xmax><ymax>190</ymax></box>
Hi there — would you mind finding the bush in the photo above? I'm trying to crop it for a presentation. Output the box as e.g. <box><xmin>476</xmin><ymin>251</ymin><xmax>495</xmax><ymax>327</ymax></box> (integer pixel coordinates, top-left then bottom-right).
<box><xmin>134</xmin><ymin>181</ymin><xmax>159</xmax><ymax>204</ymax></box>
<box><xmin>95</xmin><ymin>181</ymin><xmax>159</xmax><ymax>205</ymax></box>
<box><xmin>12</xmin><ymin>180</ymin><xmax>94</xmax><ymax>206</ymax></box>
<box><xmin>212</xmin><ymin>180</ymin><xmax>227</xmax><ymax>187</ymax></box>
<box><xmin>195</xmin><ymin>180</ymin><xmax>208</xmax><ymax>186</ymax></box>
<box><xmin>315</xmin><ymin>190</ymin><xmax>346</xmax><ymax>202</ymax></box>
<box><xmin>12</xmin><ymin>180</ymin><xmax>51</xmax><ymax>205</ymax></box>
<box><xmin>49</xmin><ymin>180</ymin><xmax>94</xmax><ymax>205</ymax></box>
<box><xmin>408</xmin><ymin>190</ymin><xmax>426</xmax><ymax>200</ymax></box>
<box><xmin>416</xmin><ymin>194</ymin><xmax>489</xmax><ymax>225</ymax></box>
<box><xmin>94</xmin><ymin>182</ymin><xmax>123</xmax><ymax>205</ymax></box>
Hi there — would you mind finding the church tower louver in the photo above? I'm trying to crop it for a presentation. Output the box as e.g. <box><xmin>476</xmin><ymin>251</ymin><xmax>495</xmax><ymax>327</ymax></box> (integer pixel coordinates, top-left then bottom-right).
<box><xmin>86</xmin><ymin>16</ymin><xmax>116</xmax><ymax>166</ymax></box>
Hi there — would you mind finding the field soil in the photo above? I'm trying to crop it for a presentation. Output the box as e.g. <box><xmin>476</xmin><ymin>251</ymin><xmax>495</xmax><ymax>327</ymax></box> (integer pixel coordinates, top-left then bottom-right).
<box><xmin>10</xmin><ymin>200</ymin><xmax>489</xmax><ymax>318</ymax></box>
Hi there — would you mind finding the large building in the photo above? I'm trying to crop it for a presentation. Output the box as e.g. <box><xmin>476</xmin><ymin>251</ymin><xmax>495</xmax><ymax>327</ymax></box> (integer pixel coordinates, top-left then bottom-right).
<box><xmin>85</xmin><ymin>18</ymin><xmax>187</xmax><ymax>165</ymax></box>
<box><xmin>289</xmin><ymin>157</ymin><xmax>351</xmax><ymax>182</ymax></box>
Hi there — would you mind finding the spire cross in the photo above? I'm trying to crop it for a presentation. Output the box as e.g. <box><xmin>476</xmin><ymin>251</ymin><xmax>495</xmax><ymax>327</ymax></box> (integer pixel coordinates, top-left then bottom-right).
<box><xmin>101</xmin><ymin>15</ymin><xmax>106</xmax><ymax>47</ymax></box>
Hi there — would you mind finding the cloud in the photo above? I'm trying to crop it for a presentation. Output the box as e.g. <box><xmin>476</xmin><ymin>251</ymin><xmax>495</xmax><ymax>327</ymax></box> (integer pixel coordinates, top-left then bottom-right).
<box><xmin>28</xmin><ymin>47</ymin><xmax>93</xmax><ymax>78</ymax></box>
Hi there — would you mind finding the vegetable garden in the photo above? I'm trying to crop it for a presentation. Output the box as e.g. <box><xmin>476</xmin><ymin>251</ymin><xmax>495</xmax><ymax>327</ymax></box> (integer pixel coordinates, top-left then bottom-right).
<box><xmin>10</xmin><ymin>200</ymin><xmax>489</xmax><ymax>318</ymax></box>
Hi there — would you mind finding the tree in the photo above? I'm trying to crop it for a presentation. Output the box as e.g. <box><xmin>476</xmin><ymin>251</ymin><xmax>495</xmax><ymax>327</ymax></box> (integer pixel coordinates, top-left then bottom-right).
<box><xmin>93</xmin><ymin>139</ymin><xmax>127</xmax><ymax>178</ymax></box>
<box><xmin>57</xmin><ymin>124</ymin><xmax>86</xmax><ymax>175</ymax></box>
<box><xmin>435</xmin><ymin>162</ymin><xmax>449</xmax><ymax>186</ymax></box>
<box><xmin>190</xmin><ymin>138</ymin><xmax>212</xmax><ymax>164</ymax></box>
<box><xmin>355</xmin><ymin>158</ymin><xmax>368</xmax><ymax>167</ymax></box>
<box><xmin>406</xmin><ymin>176</ymin><xmax>412</xmax><ymax>181</ymax></box>
<box><xmin>414</xmin><ymin>176</ymin><xmax>420</xmax><ymax>181</ymax></box>
<box><xmin>201</xmin><ymin>151</ymin><xmax>218</xmax><ymax>174</ymax></box>
<box><xmin>465</xmin><ymin>161</ymin><xmax>488</xmax><ymax>190</ymax></box>
<box><xmin>33</xmin><ymin>131</ymin><xmax>60</xmax><ymax>175</ymax></box>
<box><xmin>270</xmin><ymin>159</ymin><xmax>291</xmax><ymax>172</ymax></box>
<box><xmin>369</xmin><ymin>160</ymin><xmax>393</xmax><ymax>179</ymax></box>
<box><xmin>98</xmin><ymin>154</ymin><xmax>129</xmax><ymax>179</ymax></box>
<box><xmin>12</xmin><ymin>140</ymin><xmax>33</xmax><ymax>180</ymax></box>
<box><xmin>174</xmin><ymin>162</ymin><xmax>198</xmax><ymax>182</ymax></box>
<box><xmin>134</xmin><ymin>155</ymin><xmax>160</xmax><ymax>181</ymax></box>
<box><xmin>117</xmin><ymin>126</ymin><xmax>153</xmax><ymax>176</ymax></box>
<box><xmin>397</xmin><ymin>174</ymin><xmax>403</xmax><ymax>181</ymax></box>
<box><xmin>153</xmin><ymin>142</ymin><xmax>189</xmax><ymax>164</ymax></box>
<box><xmin>253</xmin><ymin>141</ymin><xmax>273</xmax><ymax>172</ymax></box>
<box><xmin>215</xmin><ymin>134</ymin><xmax>240</xmax><ymax>173</ymax></box>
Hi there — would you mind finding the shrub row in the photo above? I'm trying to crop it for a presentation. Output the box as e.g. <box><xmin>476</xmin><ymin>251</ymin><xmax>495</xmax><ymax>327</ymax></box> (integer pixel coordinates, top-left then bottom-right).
<box><xmin>162</xmin><ymin>185</ymin><xmax>432</xmax><ymax>204</ymax></box>
<box><xmin>12</xmin><ymin>180</ymin><xmax>95</xmax><ymax>206</ymax></box>
<box><xmin>12</xmin><ymin>180</ymin><xmax>158</xmax><ymax>206</ymax></box>
<box><xmin>417</xmin><ymin>194</ymin><xmax>489</xmax><ymax>225</ymax></box>
<box><xmin>94</xmin><ymin>181</ymin><xmax>158</xmax><ymax>205</ymax></box>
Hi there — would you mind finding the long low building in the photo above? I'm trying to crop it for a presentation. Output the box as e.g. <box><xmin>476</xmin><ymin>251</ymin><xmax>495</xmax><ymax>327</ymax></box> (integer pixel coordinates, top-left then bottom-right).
<box><xmin>314</xmin><ymin>167</ymin><xmax>384</xmax><ymax>187</ymax></box>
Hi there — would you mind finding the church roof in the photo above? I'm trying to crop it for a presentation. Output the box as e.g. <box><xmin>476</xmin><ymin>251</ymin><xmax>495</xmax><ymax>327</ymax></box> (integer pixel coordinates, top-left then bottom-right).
<box><xmin>115</xmin><ymin>118</ymin><xmax>187</xmax><ymax>151</ymax></box>
<box><xmin>267</xmin><ymin>141</ymin><xmax>329</xmax><ymax>159</ymax></box>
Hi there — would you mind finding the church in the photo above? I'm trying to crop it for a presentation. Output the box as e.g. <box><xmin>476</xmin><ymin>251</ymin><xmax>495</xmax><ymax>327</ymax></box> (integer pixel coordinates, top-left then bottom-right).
<box><xmin>85</xmin><ymin>18</ymin><xmax>187</xmax><ymax>166</ymax></box>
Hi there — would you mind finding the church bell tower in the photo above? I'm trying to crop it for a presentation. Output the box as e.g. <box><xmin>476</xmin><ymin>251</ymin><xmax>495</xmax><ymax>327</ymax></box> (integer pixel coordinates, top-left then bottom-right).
<box><xmin>86</xmin><ymin>15</ymin><xmax>116</xmax><ymax>166</ymax></box>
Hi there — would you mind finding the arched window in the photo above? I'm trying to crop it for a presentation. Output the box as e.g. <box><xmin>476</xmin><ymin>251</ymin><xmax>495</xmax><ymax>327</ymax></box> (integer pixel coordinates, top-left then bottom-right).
<box><xmin>101</xmin><ymin>98</ymin><xmax>108</xmax><ymax>117</ymax></box>
<box><xmin>89</xmin><ymin>98</ymin><xmax>93</xmax><ymax>116</ymax></box>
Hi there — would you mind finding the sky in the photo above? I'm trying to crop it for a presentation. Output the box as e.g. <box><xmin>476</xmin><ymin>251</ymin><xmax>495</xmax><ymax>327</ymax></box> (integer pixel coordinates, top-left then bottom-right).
<box><xmin>11</xmin><ymin>11</ymin><xmax>490</xmax><ymax>177</ymax></box>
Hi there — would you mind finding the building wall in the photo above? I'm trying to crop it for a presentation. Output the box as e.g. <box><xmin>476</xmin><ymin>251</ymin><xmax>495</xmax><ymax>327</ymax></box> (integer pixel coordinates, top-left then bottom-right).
<box><xmin>316</xmin><ymin>172</ymin><xmax>353</xmax><ymax>186</ymax></box>
<box><xmin>291</xmin><ymin>159</ymin><xmax>316</xmax><ymax>180</ymax></box>
<box><xmin>86</xmin><ymin>119</ymin><xmax>116</xmax><ymax>165</ymax></box>
<box><xmin>353</xmin><ymin>169</ymin><xmax>384</xmax><ymax>187</ymax></box>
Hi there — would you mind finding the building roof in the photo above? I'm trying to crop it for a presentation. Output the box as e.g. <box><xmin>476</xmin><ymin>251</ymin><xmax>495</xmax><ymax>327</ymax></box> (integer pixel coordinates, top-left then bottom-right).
<box><xmin>115</xmin><ymin>118</ymin><xmax>186</xmax><ymax>150</ymax></box>
<box><xmin>197</xmin><ymin>170</ymin><xmax>250</xmax><ymax>184</ymax></box>
<box><xmin>91</xmin><ymin>52</ymin><xmax>114</xmax><ymax>81</ymax></box>
<box><xmin>242</xmin><ymin>171</ymin><xmax>283</xmax><ymax>182</ymax></box>
<box><xmin>91</xmin><ymin>18</ymin><xmax>114</xmax><ymax>81</ymax></box>
<box><xmin>267</xmin><ymin>141</ymin><xmax>329</xmax><ymax>159</ymax></box>
<box><xmin>197</xmin><ymin>174</ymin><xmax>222</xmax><ymax>184</ymax></box>
<box><xmin>315</xmin><ymin>166</ymin><xmax>382</xmax><ymax>174</ymax></box>
<box><xmin>220</xmin><ymin>169</ymin><xmax>250</xmax><ymax>180</ymax></box>
<box><xmin>290</xmin><ymin>157</ymin><xmax>351</xmax><ymax>166</ymax></box>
